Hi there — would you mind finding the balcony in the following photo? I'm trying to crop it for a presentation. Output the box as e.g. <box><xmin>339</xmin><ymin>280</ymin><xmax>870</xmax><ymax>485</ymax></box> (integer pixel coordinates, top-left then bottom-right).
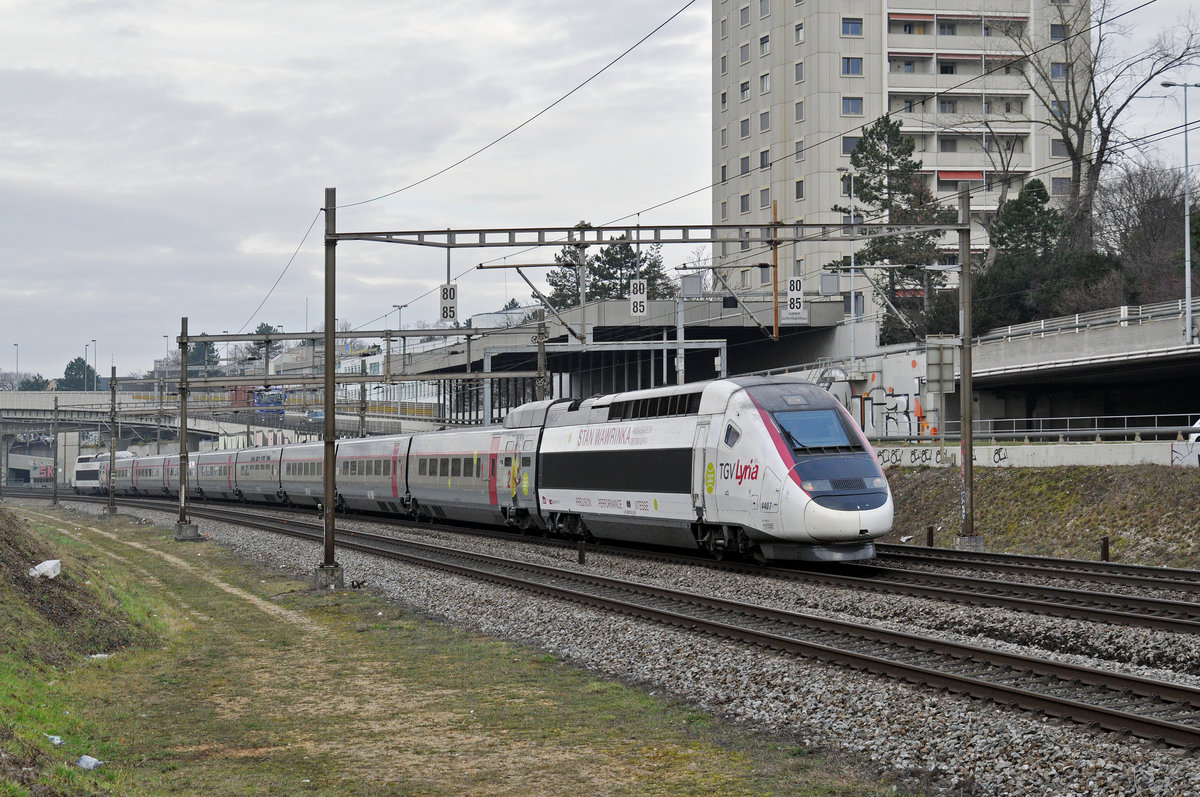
<box><xmin>886</xmin><ymin>70</ymin><xmax>1031</xmax><ymax>94</ymax></box>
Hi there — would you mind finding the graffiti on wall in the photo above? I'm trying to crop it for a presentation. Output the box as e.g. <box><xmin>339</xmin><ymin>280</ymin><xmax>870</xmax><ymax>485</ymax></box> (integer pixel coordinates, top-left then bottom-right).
<box><xmin>850</xmin><ymin>386</ymin><xmax>934</xmax><ymax>439</ymax></box>
<box><xmin>1171</xmin><ymin>441</ymin><xmax>1200</xmax><ymax>467</ymax></box>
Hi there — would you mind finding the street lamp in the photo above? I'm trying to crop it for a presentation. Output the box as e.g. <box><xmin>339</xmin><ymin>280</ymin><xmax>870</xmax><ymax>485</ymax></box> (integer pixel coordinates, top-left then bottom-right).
<box><xmin>91</xmin><ymin>339</ymin><xmax>97</xmax><ymax>391</ymax></box>
<box><xmin>84</xmin><ymin>342</ymin><xmax>89</xmax><ymax>390</ymax></box>
<box><xmin>837</xmin><ymin>166</ymin><xmax>858</xmax><ymax>368</ymax></box>
<box><xmin>393</xmin><ymin>303</ymin><xmax>409</xmax><ymax>361</ymax></box>
<box><xmin>12</xmin><ymin>343</ymin><xmax>17</xmax><ymax>390</ymax></box>
<box><xmin>1162</xmin><ymin>80</ymin><xmax>1199</xmax><ymax>345</ymax></box>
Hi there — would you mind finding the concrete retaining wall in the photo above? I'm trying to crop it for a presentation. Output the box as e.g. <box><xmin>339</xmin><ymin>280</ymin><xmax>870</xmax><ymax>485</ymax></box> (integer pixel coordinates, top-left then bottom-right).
<box><xmin>876</xmin><ymin>440</ymin><xmax>1200</xmax><ymax>469</ymax></box>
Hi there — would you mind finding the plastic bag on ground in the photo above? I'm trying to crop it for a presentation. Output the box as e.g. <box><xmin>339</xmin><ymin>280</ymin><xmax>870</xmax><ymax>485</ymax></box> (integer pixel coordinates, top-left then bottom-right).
<box><xmin>77</xmin><ymin>755</ymin><xmax>103</xmax><ymax>770</ymax></box>
<box><xmin>28</xmin><ymin>560</ymin><xmax>61</xmax><ymax>579</ymax></box>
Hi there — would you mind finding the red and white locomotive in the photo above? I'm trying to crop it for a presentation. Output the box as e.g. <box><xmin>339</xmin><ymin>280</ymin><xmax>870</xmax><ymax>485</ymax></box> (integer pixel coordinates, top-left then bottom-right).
<box><xmin>99</xmin><ymin>375</ymin><xmax>893</xmax><ymax>562</ymax></box>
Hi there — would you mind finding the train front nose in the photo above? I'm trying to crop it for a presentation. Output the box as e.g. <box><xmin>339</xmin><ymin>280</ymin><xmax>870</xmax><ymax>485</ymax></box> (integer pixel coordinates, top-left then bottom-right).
<box><xmin>781</xmin><ymin>481</ymin><xmax>893</xmax><ymax>542</ymax></box>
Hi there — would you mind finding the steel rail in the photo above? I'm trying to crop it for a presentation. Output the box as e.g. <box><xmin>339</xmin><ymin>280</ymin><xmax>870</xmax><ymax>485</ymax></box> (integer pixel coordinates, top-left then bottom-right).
<box><xmin>24</xmin><ymin>491</ymin><xmax>1200</xmax><ymax>635</ymax></box>
<box><xmin>875</xmin><ymin>544</ymin><xmax>1200</xmax><ymax>593</ymax></box>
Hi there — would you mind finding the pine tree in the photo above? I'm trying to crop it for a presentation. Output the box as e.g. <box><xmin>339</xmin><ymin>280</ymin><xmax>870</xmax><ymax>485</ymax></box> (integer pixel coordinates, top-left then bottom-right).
<box><xmin>541</xmin><ymin>227</ymin><xmax>676</xmax><ymax>310</ymax></box>
<box><xmin>832</xmin><ymin>115</ymin><xmax>955</xmax><ymax>343</ymax></box>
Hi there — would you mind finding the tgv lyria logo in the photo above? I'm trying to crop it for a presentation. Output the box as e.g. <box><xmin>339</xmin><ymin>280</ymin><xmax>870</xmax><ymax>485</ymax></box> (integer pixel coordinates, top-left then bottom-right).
<box><xmin>719</xmin><ymin>459</ymin><xmax>759</xmax><ymax>485</ymax></box>
<box><xmin>705</xmin><ymin>462</ymin><xmax>716</xmax><ymax>494</ymax></box>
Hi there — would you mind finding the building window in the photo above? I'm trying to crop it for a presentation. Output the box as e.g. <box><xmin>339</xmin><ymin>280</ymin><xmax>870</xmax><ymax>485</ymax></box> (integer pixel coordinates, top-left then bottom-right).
<box><xmin>740</xmin><ymin>118</ymin><xmax>750</xmax><ymax>137</ymax></box>
<box><xmin>720</xmin><ymin>91</ymin><xmax>727</xmax><ymax>111</ymax></box>
<box><xmin>760</xmin><ymin>72</ymin><xmax>771</xmax><ymax>93</ymax></box>
<box><xmin>795</xmin><ymin>139</ymin><xmax>805</xmax><ymax>161</ymax></box>
<box><xmin>759</xmin><ymin>0</ymin><xmax>770</xmax><ymax>17</ymax></box>
<box><xmin>740</xmin><ymin>155</ymin><xmax>750</xmax><ymax>175</ymax></box>
<box><xmin>1050</xmin><ymin>100</ymin><xmax>1065</xmax><ymax>118</ymax></box>
<box><xmin>1050</xmin><ymin>23</ymin><xmax>1066</xmax><ymax>41</ymax></box>
<box><xmin>794</xmin><ymin>179</ymin><xmax>804</xmax><ymax>199</ymax></box>
<box><xmin>740</xmin><ymin>193</ymin><xmax>751</xmax><ymax>212</ymax></box>
<box><xmin>904</xmin><ymin>98</ymin><xmax>916</xmax><ymax>112</ymax></box>
<box><xmin>794</xmin><ymin>100</ymin><xmax>804</xmax><ymax>121</ymax></box>
<box><xmin>1051</xmin><ymin>177</ymin><xmax>1071</xmax><ymax>195</ymax></box>
<box><xmin>721</xmin><ymin>164</ymin><xmax>727</xmax><ymax>182</ymax></box>
<box><xmin>1051</xmin><ymin>138</ymin><xmax>1069</xmax><ymax>157</ymax></box>
<box><xmin>842</xmin><ymin>96</ymin><xmax>863</xmax><ymax>115</ymax></box>
<box><xmin>740</xmin><ymin>81</ymin><xmax>751</xmax><ymax>101</ymax></box>
<box><xmin>842</xmin><ymin>136</ymin><xmax>859</xmax><ymax>155</ymax></box>
<box><xmin>938</xmin><ymin>22</ymin><xmax>956</xmax><ymax>35</ymax></box>
<box><xmin>1051</xmin><ymin>62</ymin><xmax>1069</xmax><ymax>80</ymax></box>
<box><xmin>740</xmin><ymin>43</ymin><xmax>750</xmax><ymax>64</ymax></box>
<box><xmin>740</xmin><ymin>229</ymin><xmax>751</xmax><ymax>250</ymax></box>
<box><xmin>740</xmin><ymin>269</ymin><xmax>751</xmax><ymax>287</ymax></box>
<box><xmin>721</xmin><ymin>18</ymin><xmax>728</xmax><ymax>38</ymax></box>
<box><xmin>721</xmin><ymin>55</ymin><xmax>727</xmax><ymax>75</ymax></box>
<box><xmin>720</xmin><ymin>200</ymin><xmax>728</xmax><ymax>221</ymax></box>
<box><xmin>842</xmin><ymin>57</ymin><xmax>863</xmax><ymax>76</ymax></box>
<box><xmin>759</xmin><ymin>148</ymin><xmax>770</xmax><ymax>169</ymax></box>
<box><xmin>794</xmin><ymin>22</ymin><xmax>804</xmax><ymax>43</ymax></box>
<box><xmin>720</xmin><ymin>127</ymin><xmax>728</xmax><ymax>147</ymax></box>
<box><xmin>939</xmin><ymin>99</ymin><xmax>958</xmax><ymax>114</ymax></box>
<box><xmin>739</xmin><ymin>5</ymin><xmax>750</xmax><ymax>25</ymax></box>
<box><xmin>842</xmin><ymin>214</ymin><xmax>863</xmax><ymax>234</ymax></box>
<box><xmin>760</xmin><ymin>187</ymin><xmax>771</xmax><ymax>208</ymax></box>
<box><xmin>940</xmin><ymin>136</ymin><xmax>957</xmax><ymax>152</ymax></box>
<box><xmin>901</xmin><ymin>60</ymin><xmax>915</xmax><ymax>73</ymax></box>
<box><xmin>940</xmin><ymin>61</ymin><xmax>956</xmax><ymax>75</ymax></box>
<box><xmin>760</xmin><ymin>34</ymin><xmax>770</xmax><ymax>56</ymax></box>
<box><xmin>794</xmin><ymin>61</ymin><xmax>805</xmax><ymax>82</ymax></box>
<box><xmin>842</xmin><ymin>17</ymin><xmax>863</xmax><ymax>36</ymax></box>
<box><xmin>759</xmin><ymin>109</ymin><xmax>770</xmax><ymax>132</ymax></box>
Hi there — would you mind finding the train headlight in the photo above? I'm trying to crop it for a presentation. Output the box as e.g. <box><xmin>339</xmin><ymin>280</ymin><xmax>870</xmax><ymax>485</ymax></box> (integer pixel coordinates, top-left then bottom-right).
<box><xmin>868</xmin><ymin>477</ymin><xmax>887</xmax><ymax>489</ymax></box>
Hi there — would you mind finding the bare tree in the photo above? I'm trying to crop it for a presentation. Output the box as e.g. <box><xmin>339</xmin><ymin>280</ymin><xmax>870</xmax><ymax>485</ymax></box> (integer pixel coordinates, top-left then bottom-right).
<box><xmin>1010</xmin><ymin>1</ymin><xmax>1200</xmax><ymax>249</ymax></box>
<box><xmin>1096</xmin><ymin>160</ymin><xmax>1196</xmax><ymax>303</ymax></box>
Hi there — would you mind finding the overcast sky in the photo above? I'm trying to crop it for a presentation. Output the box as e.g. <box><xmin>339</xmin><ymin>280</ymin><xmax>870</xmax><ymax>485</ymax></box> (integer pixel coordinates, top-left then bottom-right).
<box><xmin>0</xmin><ymin>0</ymin><xmax>1195</xmax><ymax>380</ymax></box>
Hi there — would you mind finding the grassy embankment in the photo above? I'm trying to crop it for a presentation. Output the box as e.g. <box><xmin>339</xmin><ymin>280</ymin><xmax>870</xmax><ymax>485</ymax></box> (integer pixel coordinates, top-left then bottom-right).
<box><xmin>885</xmin><ymin>464</ymin><xmax>1200</xmax><ymax>568</ymax></box>
<box><xmin>0</xmin><ymin>505</ymin><xmax>918</xmax><ymax>796</ymax></box>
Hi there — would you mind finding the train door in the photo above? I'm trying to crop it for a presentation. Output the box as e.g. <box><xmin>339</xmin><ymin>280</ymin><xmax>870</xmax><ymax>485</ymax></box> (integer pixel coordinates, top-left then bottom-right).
<box><xmin>691</xmin><ymin>423</ymin><xmax>711</xmax><ymax>521</ymax></box>
<box><xmin>487</xmin><ymin>435</ymin><xmax>501</xmax><ymax>507</ymax></box>
<box><xmin>500</xmin><ymin>439</ymin><xmax>518</xmax><ymax>506</ymax></box>
<box><xmin>513</xmin><ymin>433</ymin><xmax>536</xmax><ymax>511</ymax></box>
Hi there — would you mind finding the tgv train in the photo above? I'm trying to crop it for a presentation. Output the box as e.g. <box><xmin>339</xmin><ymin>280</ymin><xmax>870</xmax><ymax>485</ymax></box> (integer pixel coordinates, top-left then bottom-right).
<box><xmin>94</xmin><ymin>376</ymin><xmax>894</xmax><ymax>562</ymax></box>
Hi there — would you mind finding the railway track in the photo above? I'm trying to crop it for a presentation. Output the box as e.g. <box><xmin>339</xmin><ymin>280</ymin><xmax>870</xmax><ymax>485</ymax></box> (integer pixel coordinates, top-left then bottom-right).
<box><xmin>43</xmin><ymin>496</ymin><xmax>1199</xmax><ymax>749</ymax></box>
<box><xmin>875</xmin><ymin>543</ymin><xmax>1200</xmax><ymax>594</ymax></box>
<box><xmin>17</xmin><ymin>490</ymin><xmax>1200</xmax><ymax>637</ymax></box>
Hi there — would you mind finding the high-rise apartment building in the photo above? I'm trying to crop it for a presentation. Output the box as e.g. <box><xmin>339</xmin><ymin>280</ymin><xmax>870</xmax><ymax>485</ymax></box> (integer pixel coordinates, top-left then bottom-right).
<box><xmin>711</xmin><ymin>0</ymin><xmax>1076</xmax><ymax>353</ymax></box>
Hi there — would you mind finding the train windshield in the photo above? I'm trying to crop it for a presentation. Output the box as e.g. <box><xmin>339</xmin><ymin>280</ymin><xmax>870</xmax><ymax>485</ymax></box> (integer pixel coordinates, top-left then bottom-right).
<box><xmin>773</xmin><ymin>409</ymin><xmax>855</xmax><ymax>450</ymax></box>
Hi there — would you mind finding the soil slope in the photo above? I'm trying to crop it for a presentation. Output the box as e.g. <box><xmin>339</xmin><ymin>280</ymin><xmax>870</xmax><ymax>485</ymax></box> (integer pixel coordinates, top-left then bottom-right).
<box><xmin>884</xmin><ymin>464</ymin><xmax>1200</xmax><ymax>568</ymax></box>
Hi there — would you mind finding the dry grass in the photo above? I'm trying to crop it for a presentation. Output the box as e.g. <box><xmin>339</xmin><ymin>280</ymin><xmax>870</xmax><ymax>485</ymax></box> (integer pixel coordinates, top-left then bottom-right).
<box><xmin>1</xmin><ymin>505</ymin><xmax>920</xmax><ymax>796</ymax></box>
